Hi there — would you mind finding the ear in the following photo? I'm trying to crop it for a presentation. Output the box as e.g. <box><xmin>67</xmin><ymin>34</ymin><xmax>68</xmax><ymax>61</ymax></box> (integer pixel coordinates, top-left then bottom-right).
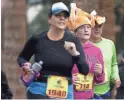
<box><xmin>48</xmin><ymin>17</ymin><xmax>51</xmax><ymax>24</ymax></box>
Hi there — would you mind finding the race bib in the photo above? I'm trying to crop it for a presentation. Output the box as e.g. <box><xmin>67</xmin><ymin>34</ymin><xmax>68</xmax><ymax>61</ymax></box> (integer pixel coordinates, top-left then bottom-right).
<box><xmin>46</xmin><ymin>75</ymin><xmax>68</xmax><ymax>98</ymax></box>
<box><xmin>74</xmin><ymin>73</ymin><xmax>94</xmax><ymax>91</ymax></box>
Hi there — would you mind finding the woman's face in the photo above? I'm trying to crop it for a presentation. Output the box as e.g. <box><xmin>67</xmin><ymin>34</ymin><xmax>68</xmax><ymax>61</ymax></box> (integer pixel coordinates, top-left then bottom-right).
<box><xmin>75</xmin><ymin>24</ymin><xmax>91</xmax><ymax>41</ymax></box>
<box><xmin>48</xmin><ymin>11</ymin><xmax>69</xmax><ymax>30</ymax></box>
<box><xmin>91</xmin><ymin>24</ymin><xmax>104</xmax><ymax>39</ymax></box>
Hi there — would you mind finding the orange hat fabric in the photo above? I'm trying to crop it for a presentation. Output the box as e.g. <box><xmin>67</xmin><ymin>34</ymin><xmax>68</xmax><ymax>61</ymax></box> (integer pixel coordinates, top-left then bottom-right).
<box><xmin>67</xmin><ymin>7</ymin><xmax>95</xmax><ymax>31</ymax></box>
<box><xmin>75</xmin><ymin>16</ymin><xmax>91</xmax><ymax>30</ymax></box>
<box><xmin>76</xmin><ymin>8</ymin><xmax>96</xmax><ymax>28</ymax></box>
<box><xmin>76</xmin><ymin>8</ymin><xmax>91</xmax><ymax>19</ymax></box>
<box><xmin>94</xmin><ymin>15</ymin><xmax>106</xmax><ymax>25</ymax></box>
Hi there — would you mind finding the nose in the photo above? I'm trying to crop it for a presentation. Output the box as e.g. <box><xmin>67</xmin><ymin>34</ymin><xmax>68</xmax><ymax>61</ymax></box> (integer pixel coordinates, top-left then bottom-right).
<box><xmin>84</xmin><ymin>27</ymin><xmax>88</xmax><ymax>32</ymax></box>
<box><xmin>95</xmin><ymin>26</ymin><xmax>100</xmax><ymax>31</ymax></box>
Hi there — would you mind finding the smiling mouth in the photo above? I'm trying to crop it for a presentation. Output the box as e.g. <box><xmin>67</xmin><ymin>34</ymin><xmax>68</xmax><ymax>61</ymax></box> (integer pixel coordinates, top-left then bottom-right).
<box><xmin>59</xmin><ymin>22</ymin><xmax>65</xmax><ymax>24</ymax></box>
<box><xmin>84</xmin><ymin>34</ymin><xmax>90</xmax><ymax>35</ymax></box>
<box><xmin>59</xmin><ymin>23</ymin><xmax>66</xmax><ymax>26</ymax></box>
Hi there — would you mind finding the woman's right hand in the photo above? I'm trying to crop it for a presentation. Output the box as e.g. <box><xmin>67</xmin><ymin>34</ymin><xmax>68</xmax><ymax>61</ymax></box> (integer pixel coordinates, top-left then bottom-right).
<box><xmin>22</xmin><ymin>62</ymin><xmax>33</xmax><ymax>73</ymax></box>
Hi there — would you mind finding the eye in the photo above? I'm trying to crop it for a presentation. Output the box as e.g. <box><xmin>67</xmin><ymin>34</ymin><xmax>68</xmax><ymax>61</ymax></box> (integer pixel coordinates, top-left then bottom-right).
<box><xmin>55</xmin><ymin>14</ymin><xmax>60</xmax><ymax>17</ymax></box>
<box><xmin>55</xmin><ymin>13</ymin><xmax>68</xmax><ymax>18</ymax></box>
<box><xmin>87</xmin><ymin>26</ymin><xmax>91</xmax><ymax>28</ymax></box>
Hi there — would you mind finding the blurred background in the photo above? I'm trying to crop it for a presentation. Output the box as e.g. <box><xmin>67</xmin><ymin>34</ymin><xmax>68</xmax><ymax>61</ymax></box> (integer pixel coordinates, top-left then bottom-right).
<box><xmin>1</xmin><ymin>0</ymin><xmax>124</xmax><ymax>99</ymax></box>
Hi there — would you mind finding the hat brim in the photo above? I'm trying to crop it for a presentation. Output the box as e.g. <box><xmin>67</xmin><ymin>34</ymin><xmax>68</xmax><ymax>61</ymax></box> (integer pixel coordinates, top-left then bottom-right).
<box><xmin>52</xmin><ymin>9</ymin><xmax>70</xmax><ymax>17</ymax></box>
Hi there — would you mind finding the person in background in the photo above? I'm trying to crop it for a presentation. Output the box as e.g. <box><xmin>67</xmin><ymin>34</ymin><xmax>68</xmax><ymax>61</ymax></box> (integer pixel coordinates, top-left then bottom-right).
<box><xmin>17</xmin><ymin>2</ymin><xmax>89</xmax><ymax>99</ymax></box>
<box><xmin>91</xmin><ymin>15</ymin><xmax>121</xmax><ymax>99</ymax></box>
<box><xmin>116</xmin><ymin>50</ymin><xmax>124</xmax><ymax>99</ymax></box>
<box><xmin>67</xmin><ymin>5</ymin><xmax>105</xmax><ymax>99</ymax></box>
<box><xmin>1</xmin><ymin>70</ymin><xmax>13</xmax><ymax>99</ymax></box>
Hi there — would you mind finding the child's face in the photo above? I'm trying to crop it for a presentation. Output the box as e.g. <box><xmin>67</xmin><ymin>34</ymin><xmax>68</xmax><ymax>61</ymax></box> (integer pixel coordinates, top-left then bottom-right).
<box><xmin>75</xmin><ymin>24</ymin><xmax>91</xmax><ymax>41</ymax></box>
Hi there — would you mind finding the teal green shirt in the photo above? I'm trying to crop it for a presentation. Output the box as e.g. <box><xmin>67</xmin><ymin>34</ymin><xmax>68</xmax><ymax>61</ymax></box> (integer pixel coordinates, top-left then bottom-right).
<box><xmin>94</xmin><ymin>37</ymin><xmax>120</xmax><ymax>95</ymax></box>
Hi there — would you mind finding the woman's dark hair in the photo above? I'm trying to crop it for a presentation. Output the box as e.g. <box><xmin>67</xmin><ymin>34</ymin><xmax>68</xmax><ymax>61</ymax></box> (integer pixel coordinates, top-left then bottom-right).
<box><xmin>48</xmin><ymin>9</ymin><xmax>52</xmax><ymax>18</ymax></box>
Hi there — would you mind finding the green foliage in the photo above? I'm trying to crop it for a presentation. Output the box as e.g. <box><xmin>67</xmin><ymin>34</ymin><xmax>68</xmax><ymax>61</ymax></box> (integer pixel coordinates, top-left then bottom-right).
<box><xmin>27</xmin><ymin>3</ymin><xmax>51</xmax><ymax>37</ymax></box>
<box><xmin>115</xmin><ymin>0</ymin><xmax>123</xmax><ymax>4</ymax></box>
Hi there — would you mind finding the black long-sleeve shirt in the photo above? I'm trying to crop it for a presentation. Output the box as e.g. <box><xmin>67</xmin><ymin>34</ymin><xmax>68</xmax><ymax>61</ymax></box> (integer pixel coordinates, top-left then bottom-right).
<box><xmin>17</xmin><ymin>30</ymin><xmax>89</xmax><ymax>78</ymax></box>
